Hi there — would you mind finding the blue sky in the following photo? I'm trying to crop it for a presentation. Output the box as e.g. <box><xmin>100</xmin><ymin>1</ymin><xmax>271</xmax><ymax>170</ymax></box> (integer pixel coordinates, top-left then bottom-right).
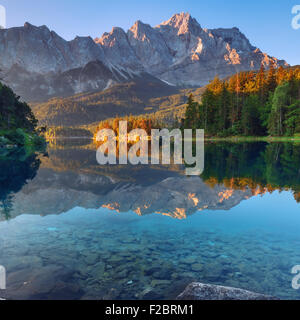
<box><xmin>1</xmin><ymin>0</ymin><xmax>299</xmax><ymax>65</ymax></box>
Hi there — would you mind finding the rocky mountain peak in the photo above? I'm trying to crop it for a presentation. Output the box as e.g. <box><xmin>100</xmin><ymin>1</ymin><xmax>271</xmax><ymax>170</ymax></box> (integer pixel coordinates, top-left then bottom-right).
<box><xmin>128</xmin><ymin>20</ymin><xmax>154</xmax><ymax>39</ymax></box>
<box><xmin>23</xmin><ymin>22</ymin><xmax>50</xmax><ymax>35</ymax></box>
<box><xmin>158</xmin><ymin>12</ymin><xmax>202</xmax><ymax>35</ymax></box>
<box><xmin>24</xmin><ymin>21</ymin><xmax>45</xmax><ymax>29</ymax></box>
<box><xmin>95</xmin><ymin>26</ymin><xmax>127</xmax><ymax>46</ymax></box>
<box><xmin>97</xmin><ymin>26</ymin><xmax>143</xmax><ymax>72</ymax></box>
<box><xmin>24</xmin><ymin>21</ymin><xmax>34</xmax><ymax>28</ymax></box>
<box><xmin>209</xmin><ymin>27</ymin><xmax>255</xmax><ymax>53</ymax></box>
<box><xmin>127</xmin><ymin>19</ymin><xmax>171</xmax><ymax>75</ymax></box>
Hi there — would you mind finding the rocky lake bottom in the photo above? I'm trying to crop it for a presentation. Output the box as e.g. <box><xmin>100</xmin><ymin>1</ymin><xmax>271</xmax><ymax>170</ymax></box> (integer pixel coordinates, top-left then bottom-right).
<box><xmin>1</xmin><ymin>190</ymin><xmax>300</xmax><ymax>300</ymax></box>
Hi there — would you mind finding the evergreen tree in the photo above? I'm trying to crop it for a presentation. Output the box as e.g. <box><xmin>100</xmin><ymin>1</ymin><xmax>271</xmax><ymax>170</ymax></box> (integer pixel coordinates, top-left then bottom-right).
<box><xmin>179</xmin><ymin>66</ymin><xmax>300</xmax><ymax>138</ymax></box>
<box><xmin>268</xmin><ymin>82</ymin><xmax>290</xmax><ymax>136</ymax></box>
<box><xmin>184</xmin><ymin>94</ymin><xmax>199</xmax><ymax>129</ymax></box>
<box><xmin>198</xmin><ymin>89</ymin><xmax>215</xmax><ymax>131</ymax></box>
<box><xmin>241</xmin><ymin>95</ymin><xmax>261</xmax><ymax>135</ymax></box>
<box><xmin>258</xmin><ymin>92</ymin><xmax>273</xmax><ymax>134</ymax></box>
<box><xmin>266</xmin><ymin>61</ymin><xmax>277</xmax><ymax>93</ymax></box>
<box><xmin>216</xmin><ymin>84</ymin><xmax>230</xmax><ymax>134</ymax></box>
<box><xmin>257</xmin><ymin>64</ymin><xmax>266</xmax><ymax>102</ymax></box>
<box><xmin>284</xmin><ymin>101</ymin><xmax>300</xmax><ymax>136</ymax></box>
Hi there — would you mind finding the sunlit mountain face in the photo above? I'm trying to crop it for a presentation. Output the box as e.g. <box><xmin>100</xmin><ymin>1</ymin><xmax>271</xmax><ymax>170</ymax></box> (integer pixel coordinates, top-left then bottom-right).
<box><xmin>0</xmin><ymin>13</ymin><xmax>287</xmax><ymax>102</ymax></box>
<box><xmin>1</xmin><ymin>141</ymin><xmax>300</xmax><ymax>300</ymax></box>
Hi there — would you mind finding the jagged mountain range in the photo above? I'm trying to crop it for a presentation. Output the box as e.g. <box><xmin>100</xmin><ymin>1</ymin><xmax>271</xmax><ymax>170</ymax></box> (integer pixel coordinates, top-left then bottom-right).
<box><xmin>0</xmin><ymin>12</ymin><xmax>288</xmax><ymax>102</ymax></box>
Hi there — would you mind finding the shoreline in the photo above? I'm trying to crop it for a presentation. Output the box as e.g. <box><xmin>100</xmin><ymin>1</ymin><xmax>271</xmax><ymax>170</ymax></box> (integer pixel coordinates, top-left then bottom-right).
<box><xmin>46</xmin><ymin>135</ymin><xmax>300</xmax><ymax>143</ymax></box>
<box><xmin>0</xmin><ymin>131</ymin><xmax>46</xmax><ymax>154</ymax></box>
<box><xmin>204</xmin><ymin>136</ymin><xmax>300</xmax><ymax>142</ymax></box>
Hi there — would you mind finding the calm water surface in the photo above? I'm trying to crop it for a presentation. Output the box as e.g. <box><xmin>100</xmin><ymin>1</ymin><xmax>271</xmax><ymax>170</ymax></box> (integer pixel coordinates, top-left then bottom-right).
<box><xmin>0</xmin><ymin>141</ymin><xmax>300</xmax><ymax>300</ymax></box>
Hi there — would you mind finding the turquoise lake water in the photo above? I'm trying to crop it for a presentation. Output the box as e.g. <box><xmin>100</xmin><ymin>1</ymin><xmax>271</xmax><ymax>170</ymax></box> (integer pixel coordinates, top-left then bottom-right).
<box><xmin>0</xmin><ymin>141</ymin><xmax>300</xmax><ymax>300</ymax></box>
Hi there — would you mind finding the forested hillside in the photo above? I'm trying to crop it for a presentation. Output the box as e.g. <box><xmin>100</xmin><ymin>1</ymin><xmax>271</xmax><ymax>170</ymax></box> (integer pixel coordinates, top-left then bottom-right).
<box><xmin>31</xmin><ymin>79</ymin><xmax>204</xmax><ymax>128</ymax></box>
<box><xmin>184</xmin><ymin>65</ymin><xmax>300</xmax><ymax>137</ymax></box>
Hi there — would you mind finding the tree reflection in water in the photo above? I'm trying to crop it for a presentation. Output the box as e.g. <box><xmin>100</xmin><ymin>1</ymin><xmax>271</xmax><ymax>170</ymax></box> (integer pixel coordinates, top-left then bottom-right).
<box><xmin>0</xmin><ymin>148</ymin><xmax>42</xmax><ymax>219</ymax></box>
<box><xmin>201</xmin><ymin>142</ymin><xmax>300</xmax><ymax>202</ymax></box>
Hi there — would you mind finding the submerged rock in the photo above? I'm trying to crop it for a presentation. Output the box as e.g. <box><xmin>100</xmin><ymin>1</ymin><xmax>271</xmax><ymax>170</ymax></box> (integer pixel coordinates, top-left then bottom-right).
<box><xmin>177</xmin><ymin>282</ymin><xmax>278</xmax><ymax>300</ymax></box>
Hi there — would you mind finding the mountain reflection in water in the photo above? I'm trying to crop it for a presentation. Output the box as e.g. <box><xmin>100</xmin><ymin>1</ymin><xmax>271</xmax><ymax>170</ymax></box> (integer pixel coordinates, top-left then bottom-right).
<box><xmin>1</xmin><ymin>141</ymin><xmax>300</xmax><ymax>300</ymax></box>
<box><xmin>1</xmin><ymin>141</ymin><xmax>299</xmax><ymax>220</ymax></box>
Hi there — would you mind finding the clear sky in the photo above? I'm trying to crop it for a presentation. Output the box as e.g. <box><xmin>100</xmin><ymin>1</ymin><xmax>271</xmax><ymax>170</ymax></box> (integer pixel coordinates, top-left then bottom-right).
<box><xmin>1</xmin><ymin>0</ymin><xmax>299</xmax><ymax>65</ymax></box>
